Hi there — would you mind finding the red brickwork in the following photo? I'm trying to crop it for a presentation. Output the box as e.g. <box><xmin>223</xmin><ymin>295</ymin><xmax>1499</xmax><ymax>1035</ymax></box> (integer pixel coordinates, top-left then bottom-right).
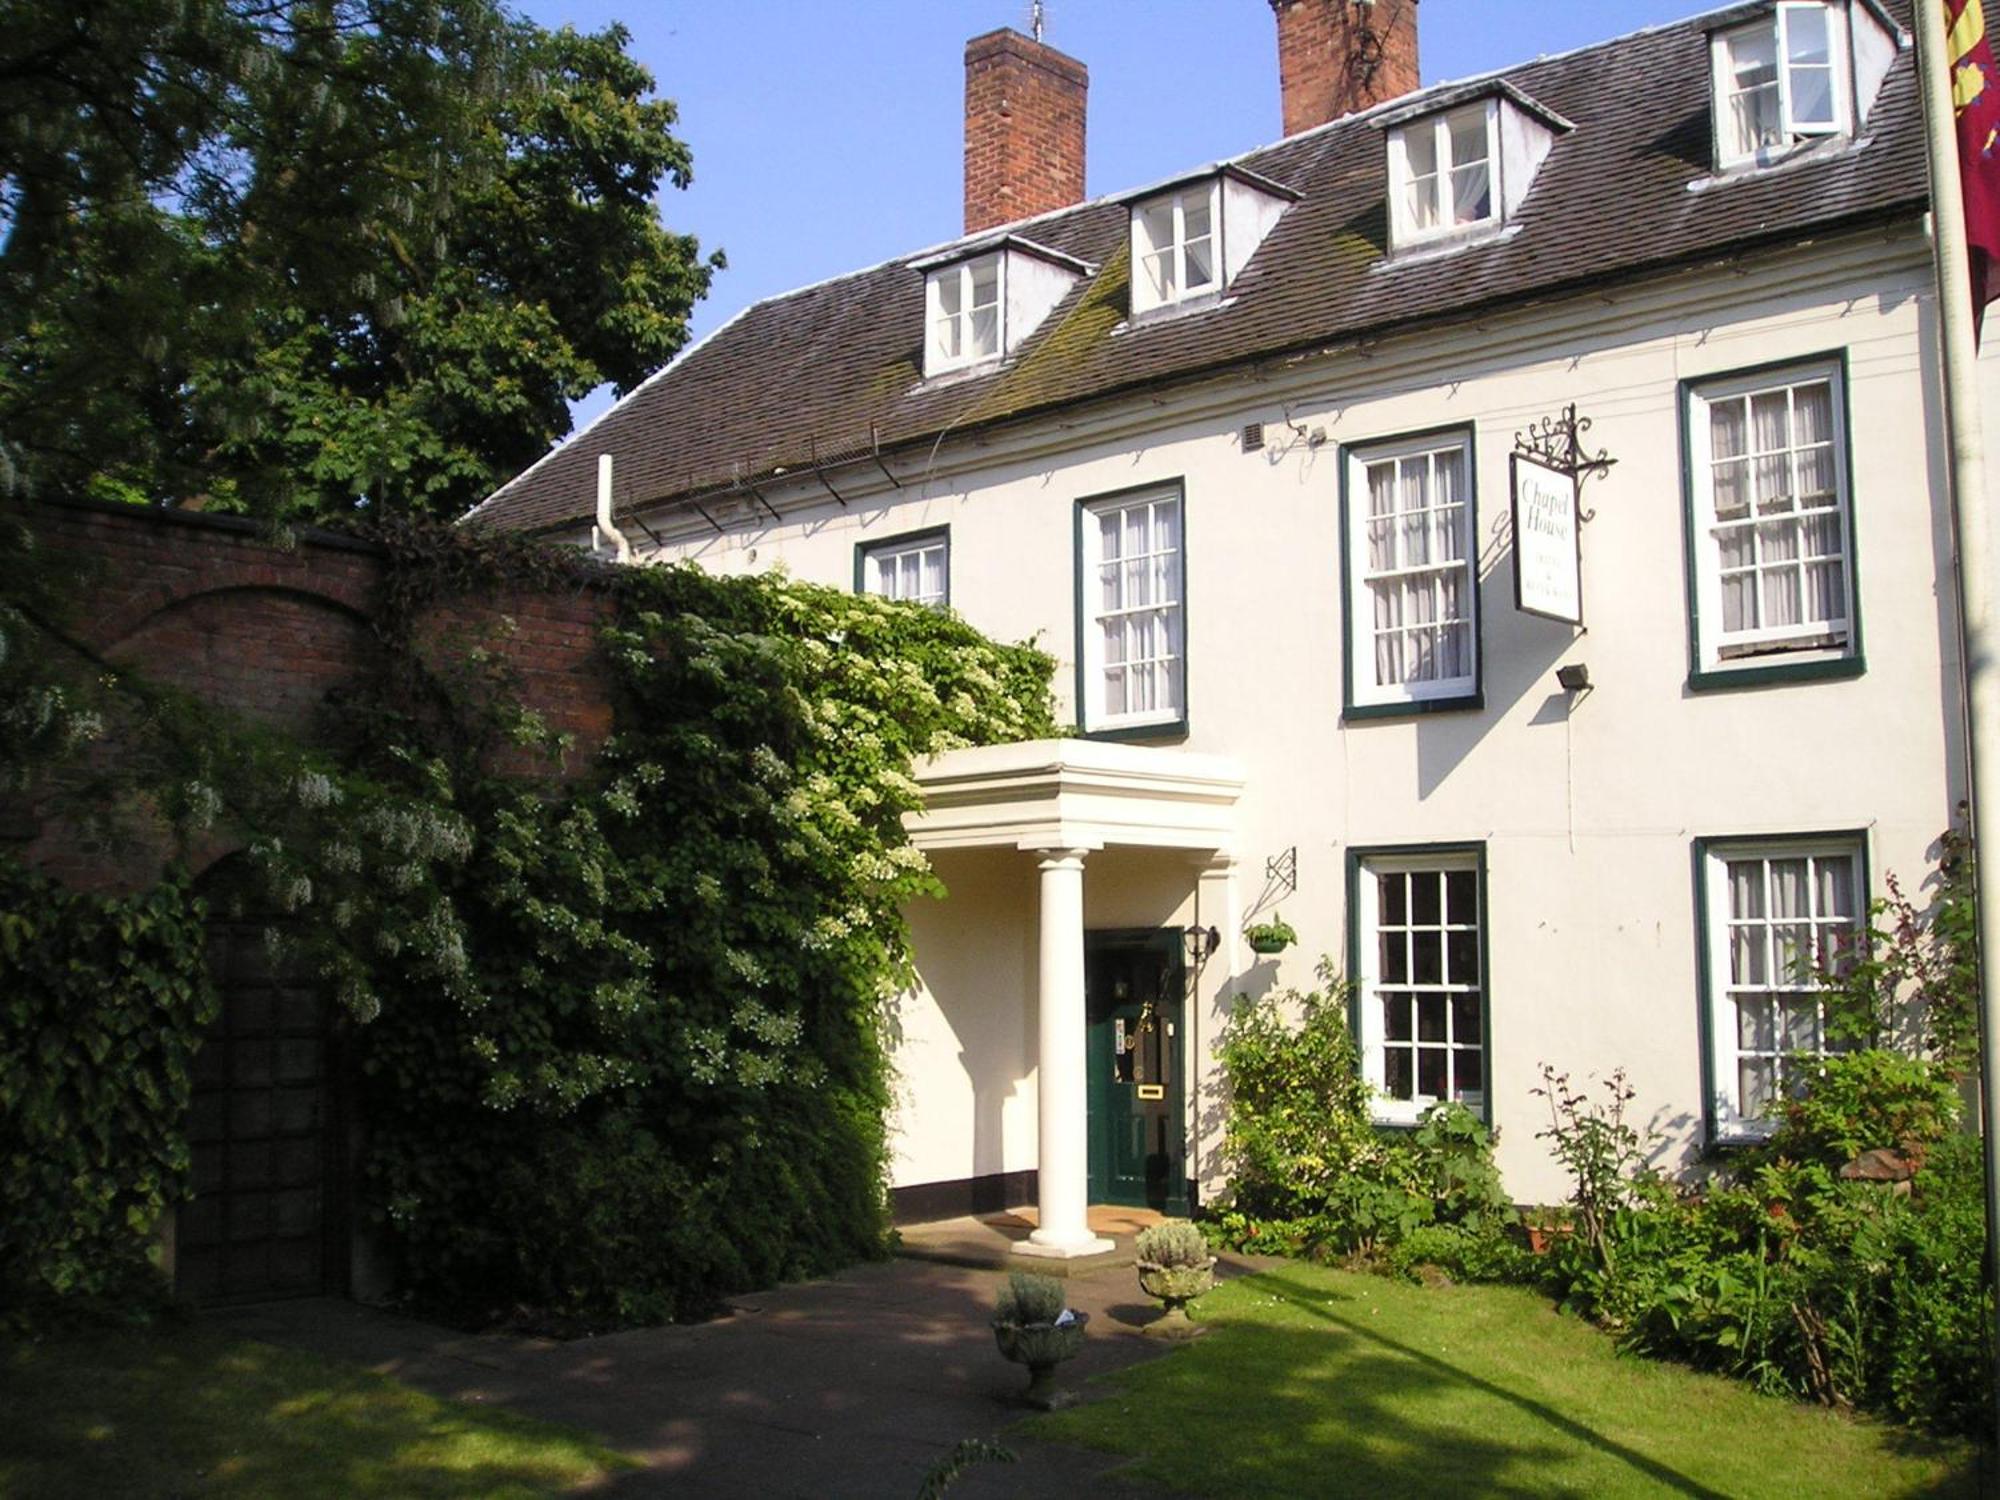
<box><xmin>1271</xmin><ymin>0</ymin><xmax>1420</xmax><ymax>138</ymax></box>
<box><xmin>11</xmin><ymin>501</ymin><xmax>618</xmax><ymax>890</ymax></box>
<box><xmin>963</xmin><ymin>28</ymin><xmax>1088</xmax><ymax>235</ymax></box>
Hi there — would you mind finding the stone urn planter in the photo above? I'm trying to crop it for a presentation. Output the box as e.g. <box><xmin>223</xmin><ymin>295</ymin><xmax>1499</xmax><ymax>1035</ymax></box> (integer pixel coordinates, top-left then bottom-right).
<box><xmin>1134</xmin><ymin>1220</ymin><xmax>1216</xmax><ymax>1339</ymax></box>
<box><xmin>992</xmin><ymin>1313</ymin><xmax>1091</xmax><ymax>1408</ymax></box>
<box><xmin>1136</xmin><ymin>1258</ymin><xmax>1217</xmax><ymax>1338</ymax></box>
<box><xmin>992</xmin><ymin>1272</ymin><xmax>1088</xmax><ymax>1410</ymax></box>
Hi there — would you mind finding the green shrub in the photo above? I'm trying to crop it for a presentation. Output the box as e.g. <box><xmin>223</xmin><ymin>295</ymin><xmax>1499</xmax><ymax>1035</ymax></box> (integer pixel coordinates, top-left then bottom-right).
<box><xmin>1533</xmin><ymin>1058</ymin><xmax>1987</xmax><ymax>1436</ymax></box>
<box><xmin>1383</xmin><ymin>1223</ymin><xmax>1535</xmax><ymax>1285</ymax></box>
<box><xmin>995</xmin><ymin>1272</ymin><xmax>1067</xmax><ymax>1326</ymax></box>
<box><xmin>0</xmin><ymin>863</ymin><xmax>215</xmax><ymax>1331</ymax></box>
<box><xmin>1765</xmin><ymin>1050</ymin><xmax>1960</xmax><ymax>1166</ymax></box>
<box><xmin>1135</xmin><ymin>1220</ymin><xmax>1210</xmax><ymax>1268</ymax></box>
<box><xmin>1213</xmin><ymin>965</ymin><xmax>1511</xmax><ymax>1265</ymax></box>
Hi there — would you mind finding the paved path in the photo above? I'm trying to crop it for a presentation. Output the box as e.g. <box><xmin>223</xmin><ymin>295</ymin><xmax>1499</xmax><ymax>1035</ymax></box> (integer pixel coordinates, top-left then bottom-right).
<box><xmin>208</xmin><ymin>1254</ymin><xmax>1264</xmax><ymax>1498</ymax></box>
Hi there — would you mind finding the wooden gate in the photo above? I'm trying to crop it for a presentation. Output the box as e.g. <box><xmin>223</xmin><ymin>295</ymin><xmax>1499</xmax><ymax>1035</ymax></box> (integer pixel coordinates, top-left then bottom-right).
<box><xmin>175</xmin><ymin>920</ymin><xmax>343</xmax><ymax>1303</ymax></box>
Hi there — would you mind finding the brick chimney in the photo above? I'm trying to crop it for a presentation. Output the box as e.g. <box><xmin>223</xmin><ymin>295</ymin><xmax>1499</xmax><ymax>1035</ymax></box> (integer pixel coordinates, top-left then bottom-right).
<box><xmin>1270</xmin><ymin>0</ymin><xmax>1420</xmax><ymax>137</ymax></box>
<box><xmin>963</xmin><ymin>29</ymin><xmax>1087</xmax><ymax>235</ymax></box>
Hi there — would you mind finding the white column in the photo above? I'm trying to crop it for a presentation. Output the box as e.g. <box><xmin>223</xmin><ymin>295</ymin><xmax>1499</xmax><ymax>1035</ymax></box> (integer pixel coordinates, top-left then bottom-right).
<box><xmin>1191</xmin><ymin>853</ymin><xmax>1241</xmax><ymax>1206</ymax></box>
<box><xmin>1018</xmin><ymin>847</ymin><xmax>1113</xmax><ymax>1259</ymax></box>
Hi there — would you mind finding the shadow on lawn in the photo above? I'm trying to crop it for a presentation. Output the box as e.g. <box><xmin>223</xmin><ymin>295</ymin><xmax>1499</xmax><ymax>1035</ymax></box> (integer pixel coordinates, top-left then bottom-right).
<box><xmin>1250</xmin><ymin>1270</ymin><xmax>1733</xmax><ymax>1499</ymax></box>
<box><xmin>0</xmin><ymin>1328</ymin><xmax>618</xmax><ymax>1499</ymax></box>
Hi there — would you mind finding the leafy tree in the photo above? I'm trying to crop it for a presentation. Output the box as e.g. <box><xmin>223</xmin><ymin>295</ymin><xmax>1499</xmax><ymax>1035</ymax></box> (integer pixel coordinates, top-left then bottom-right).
<box><xmin>0</xmin><ymin>0</ymin><xmax>717</xmax><ymax>520</ymax></box>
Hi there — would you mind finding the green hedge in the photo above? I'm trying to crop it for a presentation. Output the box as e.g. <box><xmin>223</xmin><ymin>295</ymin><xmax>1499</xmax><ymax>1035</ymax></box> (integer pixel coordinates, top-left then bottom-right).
<box><xmin>0</xmin><ymin>864</ymin><xmax>215</xmax><ymax>1328</ymax></box>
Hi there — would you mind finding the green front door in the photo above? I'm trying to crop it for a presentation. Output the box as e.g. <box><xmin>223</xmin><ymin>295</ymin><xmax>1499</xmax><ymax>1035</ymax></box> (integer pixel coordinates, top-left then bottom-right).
<box><xmin>1085</xmin><ymin>930</ymin><xmax>1187</xmax><ymax>1214</ymax></box>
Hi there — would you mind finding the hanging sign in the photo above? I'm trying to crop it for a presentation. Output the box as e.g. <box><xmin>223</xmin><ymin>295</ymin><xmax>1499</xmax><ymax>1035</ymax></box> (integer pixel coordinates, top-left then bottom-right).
<box><xmin>1510</xmin><ymin>452</ymin><xmax>1583</xmax><ymax>626</ymax></box>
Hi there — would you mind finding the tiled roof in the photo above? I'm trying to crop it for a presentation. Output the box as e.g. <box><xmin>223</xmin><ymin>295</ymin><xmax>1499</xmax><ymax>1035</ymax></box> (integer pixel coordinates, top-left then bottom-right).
<box><xmin>469</xmin><ymin>0</ymin><xmax>1923</xmax><ymax>536</ymax></box>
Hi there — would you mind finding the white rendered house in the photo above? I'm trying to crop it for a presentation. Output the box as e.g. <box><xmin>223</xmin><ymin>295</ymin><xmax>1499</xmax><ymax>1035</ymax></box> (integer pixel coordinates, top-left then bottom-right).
<box><xmin>473</xmin><ymin>0</ymin><xmax>1978</xmax><ymax>1233</ymax></box>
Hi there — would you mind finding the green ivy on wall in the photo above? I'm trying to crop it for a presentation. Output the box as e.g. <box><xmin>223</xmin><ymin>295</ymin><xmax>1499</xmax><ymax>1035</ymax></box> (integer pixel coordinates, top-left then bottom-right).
<box><xmin>0</xmin><ymin>865</ymin><xmax>217</xmax><ymax>1329</ymax></box>
<box><xmin>3</xmin><ymin>513</ymin><xmax>1056</xmax><ymax>1327</ymax></box>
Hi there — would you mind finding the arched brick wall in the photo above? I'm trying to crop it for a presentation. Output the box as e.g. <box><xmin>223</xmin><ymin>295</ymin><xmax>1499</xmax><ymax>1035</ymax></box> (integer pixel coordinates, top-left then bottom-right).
<box><xmin>9</xmin><ymin>499</ymin><xmax>619</xmax><ymax>891</ymax></box>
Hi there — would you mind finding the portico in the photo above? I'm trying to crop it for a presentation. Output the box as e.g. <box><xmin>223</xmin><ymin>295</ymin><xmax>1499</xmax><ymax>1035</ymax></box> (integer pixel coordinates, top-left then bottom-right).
<box><xmin>905</xmin><ymin>739</ymin><xmax>1245</xmax><ymax>1258</ymax></box>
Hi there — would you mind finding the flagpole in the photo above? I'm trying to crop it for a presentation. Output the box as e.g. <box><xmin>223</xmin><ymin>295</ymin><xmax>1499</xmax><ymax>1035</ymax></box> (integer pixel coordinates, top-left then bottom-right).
<box><xmin>1917</xmin><ymin>0</ymin><xmax>2000</xmax><ymax>1458</ymax></box>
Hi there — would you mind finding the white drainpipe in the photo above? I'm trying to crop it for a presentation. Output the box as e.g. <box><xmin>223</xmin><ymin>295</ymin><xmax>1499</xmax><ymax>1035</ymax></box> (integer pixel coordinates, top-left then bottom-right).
<box><xmin>591</xmin><ymin>453</ymin><xmax>632</xmax><ymax>563</ymax></box>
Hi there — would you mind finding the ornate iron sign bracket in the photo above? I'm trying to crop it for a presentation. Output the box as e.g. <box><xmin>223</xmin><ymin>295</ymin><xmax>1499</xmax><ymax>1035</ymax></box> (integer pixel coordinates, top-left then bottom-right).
<box><xmin>1512</xmin><ymin>403</ymin><xmax>1617</xmax><ymax>522</ymax></box>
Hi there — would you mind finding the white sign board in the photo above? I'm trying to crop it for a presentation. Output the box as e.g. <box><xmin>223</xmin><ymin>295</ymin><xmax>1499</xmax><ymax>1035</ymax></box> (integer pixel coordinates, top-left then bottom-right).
<box><xmin>1510</xmin><ymin>453</ymin><xmax>1582</xmax><ymax>626</ymax></box>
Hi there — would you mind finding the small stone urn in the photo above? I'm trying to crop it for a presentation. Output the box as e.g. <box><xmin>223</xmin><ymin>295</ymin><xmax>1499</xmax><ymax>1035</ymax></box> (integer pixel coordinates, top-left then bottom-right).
<box><xmin>992</xmin><ymin>1272</ymin><xmax>1089</xmax><ymax>1410</ymax></box>
<box><xmin>1134</xmin><ymin>1220</ymin><xmax>1216</xmax><ymax>1339</ymax></box>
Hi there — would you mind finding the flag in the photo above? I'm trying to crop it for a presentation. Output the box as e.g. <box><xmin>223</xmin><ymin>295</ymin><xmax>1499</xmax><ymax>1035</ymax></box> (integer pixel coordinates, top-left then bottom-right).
<box><xmin>1947</xmin><ymin>0</ymin><xmax>2000</xmax><ymax>336</ymax></box>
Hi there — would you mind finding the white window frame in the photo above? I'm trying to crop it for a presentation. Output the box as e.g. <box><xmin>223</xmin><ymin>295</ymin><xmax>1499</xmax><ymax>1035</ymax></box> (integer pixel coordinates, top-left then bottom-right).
<box><xmin>1079</xmin><ymin>485</ymin><xmax>1185</xmax><ymax>732</ymax></box>
<box><xmin>1344</xmin><ymin>428</ymin><xmax>1479</xmax><ymax>712</ymax></box>
<box><xmin>1685</xmin><ymin>357</ymin><xmax>1854</xmax><ymax>675</ymax></box>
<box><xmin>1710</xmin><ymin>2</ymin><xmax>1852</xmax><ymax>169</ymax></box>
<box><xmin>1699</xmin><ymin>835</ymin><xmax>1865</xmax><ymax>1140</ymax></box>
<box><xmin>1387</xmin><ymin>100</ymin><xmax>1500</xmax><ymax>249</ymax></box>
<box><xmin>1129</xmin><ymin>181</ymin><xmax>1223</xmax><ymax>316</ymax></box>
<box><xmin>925</xmin><ymin>253</ymin><xmax>1004</xmax><ymax>374</ymax></box>
<box><xmin>858</xmin><ymin>529</ymin><xmax>949</xmax><ymax>609</ymax></box>
<box><xmin>1354</xmin><ymin>849</ymin><xmax>1487</xmax><ymax>1127</ymax></box>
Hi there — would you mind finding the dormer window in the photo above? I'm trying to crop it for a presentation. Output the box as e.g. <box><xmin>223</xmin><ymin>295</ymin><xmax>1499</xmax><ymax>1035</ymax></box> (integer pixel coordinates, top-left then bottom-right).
<box><xmin>1133</xmin><ymin>185</ymin><xmax>1220</xmax><ymax>313</ymax></box>
<box><xmin>1712</xmin><ymin>3</ymin><xmax>1853</xmax><ymax>168</ymax></box>
<box><xmin>1378</xmin><ymin>85</ymin><xmax>1568</xmax><ymax>257</ymax></box>
<box><xmin>1393</xmin><ymin>104</ymin><xmax>1496</xmax><ymax>243</ymax></box>
<box><xmin>928</xmin><ymin>253</ymin><xmax>1002</xmax><ymax>373</ymax></box>
<box><xmin>1121</xmin><ymin>165</ymin><xmax>1299</xmax><ymax>322</ymax></box>
<box><xmin>914</xmin><ymin>236</ymin><xmax>1092</xmax><ymax>381</ymax></box>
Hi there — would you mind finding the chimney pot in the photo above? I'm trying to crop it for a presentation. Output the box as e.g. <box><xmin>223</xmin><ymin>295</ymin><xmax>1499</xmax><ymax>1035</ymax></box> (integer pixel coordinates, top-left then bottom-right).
<box><xmin>963</xmin><ymin>28</ymin><xmax>1087</xmax><ymax>235</ymax></box>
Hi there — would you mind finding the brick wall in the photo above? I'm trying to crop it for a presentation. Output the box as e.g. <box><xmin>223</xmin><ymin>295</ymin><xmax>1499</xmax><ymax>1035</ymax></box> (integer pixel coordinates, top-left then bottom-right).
<box><xmin>1271</xmin><ymin>0</ymin><xmax>1420</xmax><ymax>138</ymax></box>
<box><xmin>11</xmin><ymin>500</ymin><xmax>617</xmax><ymax>891</ymax></box>
<box><xmin>963</xmin><ymin>28</ymin><xmax>1087</xmax><ymax>236</ymax></box>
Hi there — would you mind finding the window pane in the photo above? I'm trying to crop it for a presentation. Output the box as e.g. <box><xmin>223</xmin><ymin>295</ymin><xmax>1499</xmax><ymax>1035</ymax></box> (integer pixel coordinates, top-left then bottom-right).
<box><xmin>1446</xmin><ymin>928</ymin><xmax>1478</xmax><ymax>985</ymax></box>
<box><xmin>1450</xmin><ymin>160</ymin><xmax>1491</xmax><ymax>225</ymax></box>
<box><xmin>1784</xmin><ymin>7</ymin><xmax>1836</xmax><ymax>127</ymax></box>
<box><xmin>1138</xmin><ymin>202</ymin><xmax>1173</xmax><ymax>257</ymax></box>
<box><xmin>969</xmin><ymin>306</ymin><xmax>998</xmax><ymax>356</ymax></box>
<box><xmin>1385</xmin><ymin>1047</ymin><xmax>1414</xmax><ymax>1099</ymax></box>
<box><xmin>969</xmin><ymin>258</ymin><xmax>999</xmax><ymax>306</ymax></box>
<box><xmin>1412</xmin><ymin>871</ymin><xmax>1442</xmax><ymax>925</ymax></box>
<box><xmin>1451</xmin><ymin>991</ymin><xmax>1480</xmax><ymax>1044</ymax></box>
<box><xmin>1455</xmin><ymin>1045</ymin><xmax>1484</xmax><ymax>1096</ymax></box>
<box><xmin>1412</xmin><ymin>931</ymin><xmax>1443</xmax><ymax>985</ymax></box>
<box><xmin>1382</xmin><ymin>931</ymin><xmax>1409</xmax><ymax>984</ymax></box>
<box><xmin>1402</xmin><ymin>125</ymin><xmax>1440</xmax><ymax>231</ymax></box>
<box><xmin>1417</xmin><ymin>1048</ymin><xmax>1448</xmax><ymax>1099</ymax></box>
<box><xmin>1185</xmin><ymin>234</ymin><xmax>1216</xmax><ymax>290</ymax></box>
<box><xmin>1739</xmin><ymin>1057</ymin><xmax>1775</xmax><ymax>1118</ymax></box>
<box><xmin>1726</xmin><ymin>24</ymin><xmax>1782</xmax><ymax>156</ymax></box>
<box><xmin>1142</xmin><ymin>249</ymin><xmax>1175</xmax><ymax>304</ymax></box>
<box><xmin>1405</xmin><ymin>123</ymin><xmax>1438</xmax><ymax>179</ymax></box>
<box><xmin>1445</xmin><ymin>869</ymin><xmax>1476</xmax><ymax>923</ymax></box>
<box><xmin>1384</xmin><ymin>992</ymin><xmax>1413</xmax><ymax>1041</ymax></box>
<box><xmin>1382</xmin><ymin>872</ymin><xmax>1408</xmax><ymax>926</ymax></box>
<box><xmin>1417</xmin><ymin>994</ymin><xmax>1446</xmax><ymax>1042</ymax></box>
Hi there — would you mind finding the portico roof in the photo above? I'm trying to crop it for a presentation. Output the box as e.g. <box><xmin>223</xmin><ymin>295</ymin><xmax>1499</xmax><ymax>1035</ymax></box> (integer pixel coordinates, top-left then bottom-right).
<box><xmin>905</xmin><ymin>738</ymin><xmax>1244</xmax><ymax>854</ymax></box>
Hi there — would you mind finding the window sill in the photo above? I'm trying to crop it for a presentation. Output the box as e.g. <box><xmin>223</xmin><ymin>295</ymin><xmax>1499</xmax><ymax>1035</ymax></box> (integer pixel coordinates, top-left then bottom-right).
<box><xmin>1082</xmin><ymin>717</ymin><xmax>1189</xmax><ymax>745</ymax></box>
<box><xmin>1687</xmin><ymin>654</ymin><xmax>1863</xmax><ymax>693</ymax></box>
<box><xmin>1115</xmin><ymin>292</ymin><xmax>1233</xmax><ymax>334</ymax></box>
<box><xmin>1378</xmin><ymin>220</ymin><xmax>1521</xmax><ymax>268</ymax></box>
<box><xmin>1344</xmin><ymin>690</ymin><xmax>1484</xmax><ymax>723</ymax></box>
<box><xmin>1692</xmin><ymin>133</ymin><xmax>1869</xmax><ymax>190</ymax></box>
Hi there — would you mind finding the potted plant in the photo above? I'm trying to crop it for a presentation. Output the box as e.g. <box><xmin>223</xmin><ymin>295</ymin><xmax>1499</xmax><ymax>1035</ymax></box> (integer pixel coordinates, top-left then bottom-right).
<box><xmin>991</xmin><ymin>1271</ymin><xmax>1089</xmax><ymax>1409</ymax></box>
<box><xmin>1243</xmin><ymin>913</ymin><xmax>1297</xmax><ymax>955</ymax></box>
<box><xmin>1134</xmin><ymin>1220</ymin><xmax>1217</xmax><ymax>1338</ymax></box>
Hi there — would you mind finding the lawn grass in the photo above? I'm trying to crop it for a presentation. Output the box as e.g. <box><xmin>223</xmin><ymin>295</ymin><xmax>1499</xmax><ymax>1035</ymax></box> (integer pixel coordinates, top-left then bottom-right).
<box><xmin>1029</xmin><ymin>1264</ymin><xmax>1981</xmax><ymax>1499</ymax></box>
<box><xmin>0</xmin><ymin>1322</ymin><xmax>635</xmax><ymax>1498</ymax></box>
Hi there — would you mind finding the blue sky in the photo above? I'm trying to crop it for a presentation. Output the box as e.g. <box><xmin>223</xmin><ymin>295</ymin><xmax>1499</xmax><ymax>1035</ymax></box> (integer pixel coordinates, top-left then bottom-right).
<box><xmin>516</xmin><ymin>0</ymin><xmax>1708</xmax><ymax>429</ymax></box>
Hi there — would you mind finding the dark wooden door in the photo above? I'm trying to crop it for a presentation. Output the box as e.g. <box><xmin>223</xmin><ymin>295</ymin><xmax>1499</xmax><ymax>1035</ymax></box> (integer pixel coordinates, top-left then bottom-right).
<box><xmin>176</xmin><ymin>923</ymin><xmax>339</xmax><ymax>1304</ymax></box>
<box><xmin>1084</xmin><ymin>931</ymin><xmax>1186</xmax><ymax>1214</ymax></box>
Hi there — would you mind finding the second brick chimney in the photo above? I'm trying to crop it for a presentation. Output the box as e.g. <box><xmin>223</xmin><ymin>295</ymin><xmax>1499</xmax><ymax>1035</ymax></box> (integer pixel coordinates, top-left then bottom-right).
<box><xmin>963</xmin><ymin>29</ymin><xmax>1087</xmax><ymax>236</ymax></box>
<box><xmin>1271</xmin><ymin>0</ymin><xmax>1420</xmax><ymax>137</ymax></box>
